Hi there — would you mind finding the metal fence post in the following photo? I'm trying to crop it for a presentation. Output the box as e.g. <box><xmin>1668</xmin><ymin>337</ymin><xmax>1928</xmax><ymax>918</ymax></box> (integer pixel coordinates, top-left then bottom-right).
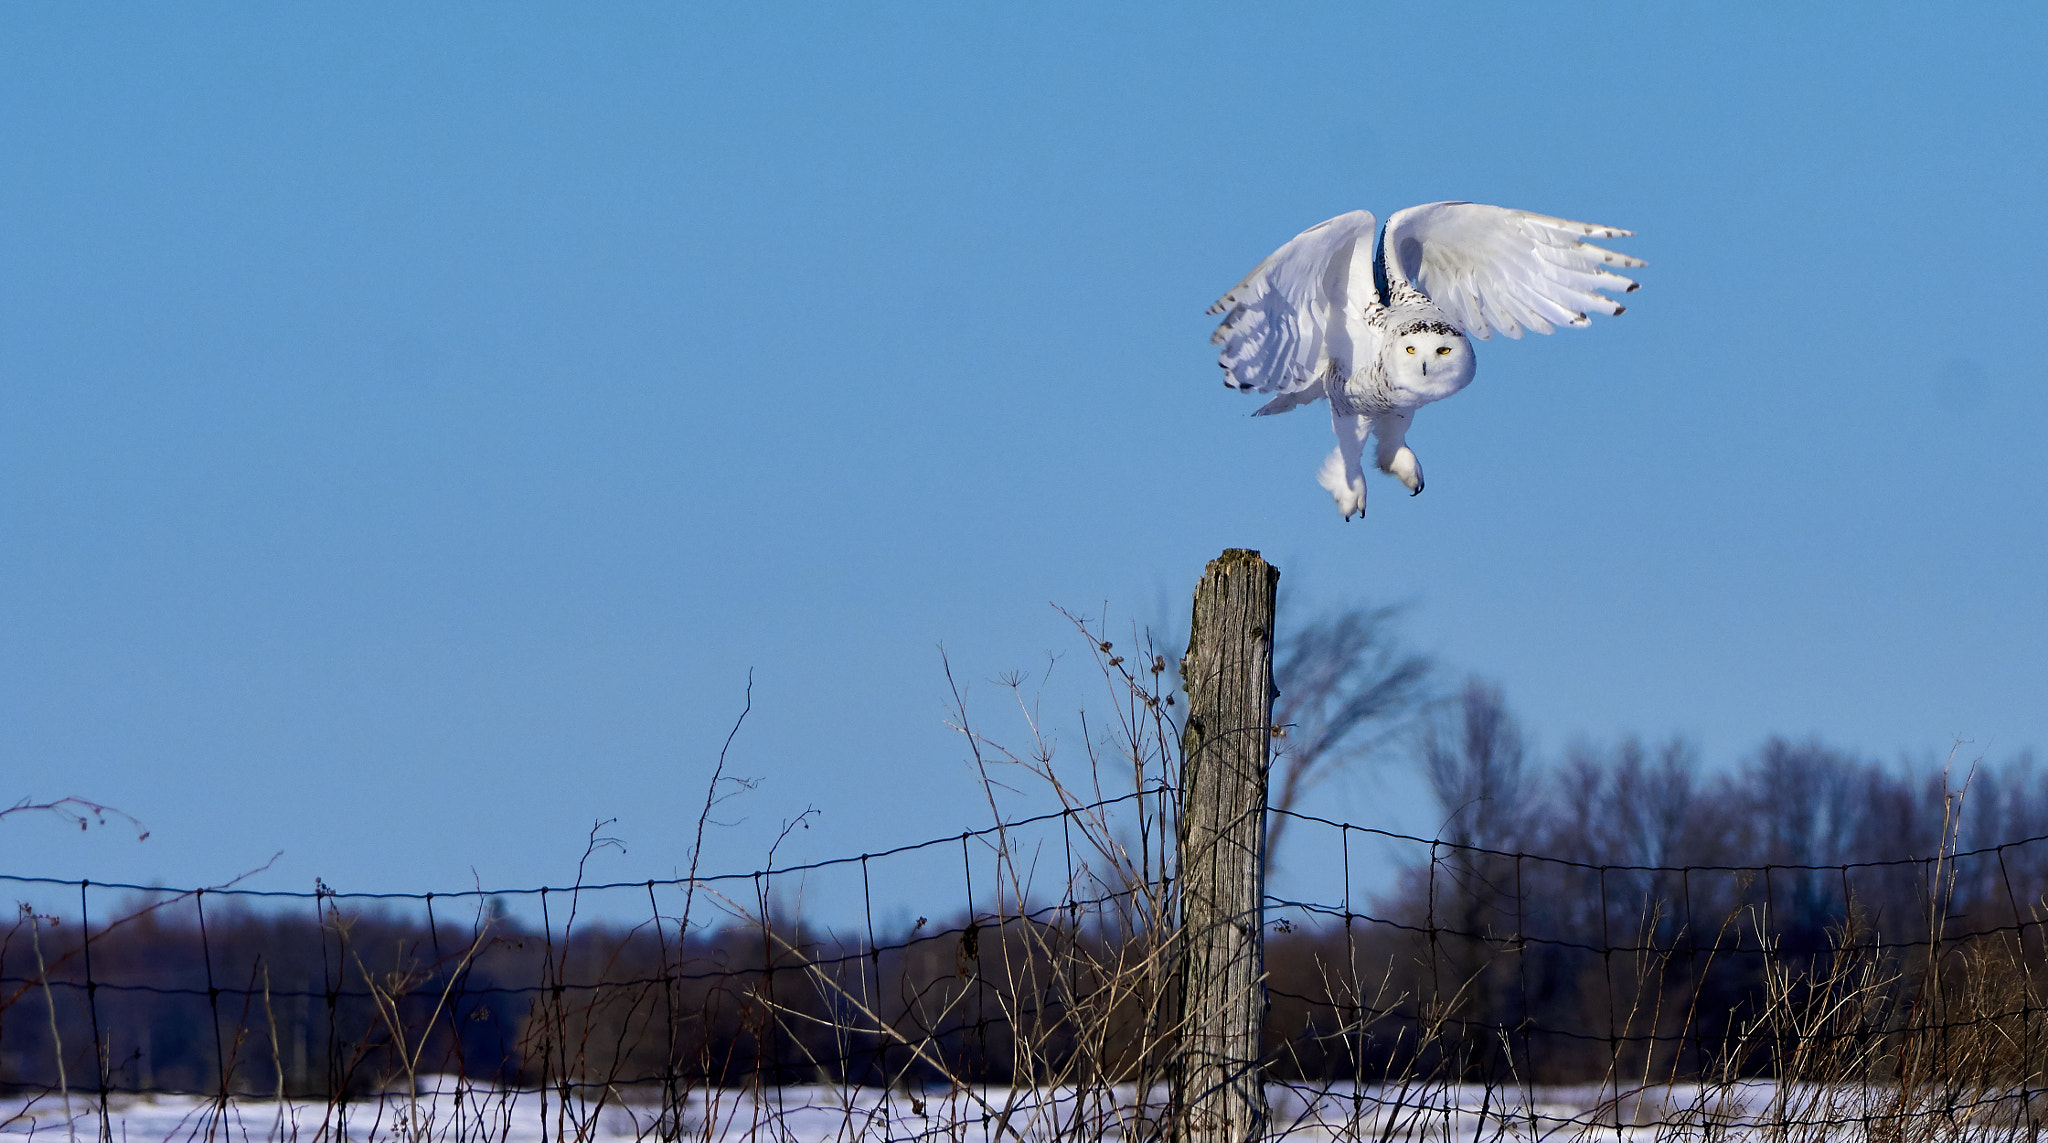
<box><xmin>1175</xmin><ymin>548</ymin><xmax>1278</xmax><ymax>1143</ymax></box>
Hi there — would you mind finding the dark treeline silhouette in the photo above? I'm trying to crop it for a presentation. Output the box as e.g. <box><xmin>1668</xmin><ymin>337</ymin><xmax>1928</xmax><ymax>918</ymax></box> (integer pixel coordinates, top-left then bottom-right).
<box><xmin>1265</xmin><ymin>681</ymin><xmax>2048</xmax><ymax>1088</ymax></box>
<box><xmin>0</xmin><ymin>879</ymin><xmax>1186</xmax><ymax>1100</ymax></box>
<box><xmin>2</xmin><ymin>680</ymin><xmax>2044</xmax><ymax>1099</ymax></box>
<box><xmin>0</xmin><ymin>894</ymin><xmax>1056</xmax><ymax>1097</ymax></box>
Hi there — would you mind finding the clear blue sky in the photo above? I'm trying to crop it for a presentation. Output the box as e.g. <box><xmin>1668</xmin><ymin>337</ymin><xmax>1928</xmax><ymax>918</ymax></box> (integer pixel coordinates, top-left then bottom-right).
<box><xmin>4</xmin><ymin>4</ymin><xmax>2045</xmax><ymax>910</ymax></box>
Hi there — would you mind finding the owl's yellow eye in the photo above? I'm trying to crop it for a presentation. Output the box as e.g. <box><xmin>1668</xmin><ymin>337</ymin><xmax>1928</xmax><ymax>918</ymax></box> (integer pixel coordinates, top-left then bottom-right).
<box><xmin>1405</xmin><ymin>346</ymin><xmax>1416</xmax><ymax>354</ymax></box>
<box><xmin>1436</xmin><ymin>346</ymin><xmax>1452</xmax><ymax>356</ymax></box>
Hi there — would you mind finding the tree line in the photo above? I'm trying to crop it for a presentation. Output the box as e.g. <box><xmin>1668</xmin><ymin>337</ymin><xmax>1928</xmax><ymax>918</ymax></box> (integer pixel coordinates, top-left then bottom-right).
<box><xmin>1</xmin><ymin>610</ymin><xmax>2042</xmax><ymax>1095</ymax></box>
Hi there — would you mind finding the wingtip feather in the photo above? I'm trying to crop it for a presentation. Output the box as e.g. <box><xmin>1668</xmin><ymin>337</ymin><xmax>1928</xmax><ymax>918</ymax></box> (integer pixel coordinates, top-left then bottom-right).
<box><xmin>1522</xmin><ymin>212</ymin><xmax>1634</xmax><ymax>239</ymax></box>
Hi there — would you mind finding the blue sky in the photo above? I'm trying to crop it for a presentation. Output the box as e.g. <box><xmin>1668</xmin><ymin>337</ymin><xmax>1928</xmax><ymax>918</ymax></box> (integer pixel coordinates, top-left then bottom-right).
<box><xmin>3</xmin><ymin>4</ymin><xmax>2045</xmax><ymax>910</ymax></box>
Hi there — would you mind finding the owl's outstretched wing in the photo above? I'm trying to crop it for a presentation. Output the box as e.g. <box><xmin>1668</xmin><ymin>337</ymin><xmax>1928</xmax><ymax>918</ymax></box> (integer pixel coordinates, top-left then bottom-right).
<box><xmin>1208</xmin><ymin>210</ymin><xmax>1380</xmax><ymax>399</ymax></box>
<box><xmin>1381</xmin><ymin>202</ymin><xmax>1643</xmax><ymax>340</ymax></box>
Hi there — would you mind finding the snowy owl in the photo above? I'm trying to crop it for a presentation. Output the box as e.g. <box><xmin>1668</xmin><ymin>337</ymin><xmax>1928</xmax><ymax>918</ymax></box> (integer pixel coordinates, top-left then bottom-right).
<box><xmin>1208</xmin><ymin>203</ymin><xmax>1643</xmax><ymax>519</ymax></box>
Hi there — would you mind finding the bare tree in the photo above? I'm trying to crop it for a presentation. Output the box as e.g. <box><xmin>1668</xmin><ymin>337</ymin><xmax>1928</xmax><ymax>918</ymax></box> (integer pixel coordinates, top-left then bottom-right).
<box><xmin>1545</xmin><ymin>735</ymin><xmax>1700</xmax><ymax>868</ymax></box>
<box><xmin>1264</xmin><ymin>606</ymin><xmax>1434</xmax><ymax>868</ymax></box>
<box><xmin>1423</xmin><ymin>678</ymin><xmax>1527</xmax><ymax>854</ymax></box>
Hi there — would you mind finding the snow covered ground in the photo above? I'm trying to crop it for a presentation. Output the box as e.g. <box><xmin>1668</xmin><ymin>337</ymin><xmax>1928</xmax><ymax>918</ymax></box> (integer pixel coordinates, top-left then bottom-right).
<box><xmin>0</xmin><ymin>1079</ymin><xmax>2035</xmax><ymax>1141</ymax></box>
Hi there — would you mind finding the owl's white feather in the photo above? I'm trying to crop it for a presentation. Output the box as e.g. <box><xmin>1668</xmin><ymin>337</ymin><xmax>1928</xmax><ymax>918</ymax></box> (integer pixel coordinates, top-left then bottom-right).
<box><xmin>1381</xmin><ymin>202</ymin><xmax>1642</xmax><ymax>340</ymax></box>
<box><xmin>1209</xmin><ymin>201</ymin><xmax>1642</xmax><ymax>519</ymax></box>
<box><xmin>1207</xmin><ymin>210</ymin><xmax>1379</xmax><ymax>399</ymax></box>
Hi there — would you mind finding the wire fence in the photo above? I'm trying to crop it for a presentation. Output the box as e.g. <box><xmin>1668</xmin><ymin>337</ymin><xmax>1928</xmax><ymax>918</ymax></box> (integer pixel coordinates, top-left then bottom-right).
<box><xmin>1258</xmin><ymin>807</ymin><xmax>2048</xmax><ymax>1141</ymax></box>
<box><xmin>1</xmin><ymin>786</ymin><xmax>2044</xmax><ymax>1141</ymax></box>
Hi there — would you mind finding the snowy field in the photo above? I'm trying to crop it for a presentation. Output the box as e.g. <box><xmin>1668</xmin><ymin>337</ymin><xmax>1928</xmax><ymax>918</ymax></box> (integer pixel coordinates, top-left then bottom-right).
<box><xmin>0</xmin><ymin>1080</ymin><xmax>2036</xmax><ymax>1141</ymax></box>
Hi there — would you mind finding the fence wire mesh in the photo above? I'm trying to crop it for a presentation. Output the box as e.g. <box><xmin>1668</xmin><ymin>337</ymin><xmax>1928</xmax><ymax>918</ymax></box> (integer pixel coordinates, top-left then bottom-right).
<box><xmin>1</xmin><ymin>789</ymin><xmax>2043</xmax><ymax>1141</ymax></box>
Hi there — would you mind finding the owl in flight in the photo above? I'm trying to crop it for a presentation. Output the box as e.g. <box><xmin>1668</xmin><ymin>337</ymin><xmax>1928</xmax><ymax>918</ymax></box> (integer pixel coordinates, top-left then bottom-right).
<box><xmin>1208</xmin><ymin>203</ymin><xmax>1642</xmax><ymax>519</ymax></box>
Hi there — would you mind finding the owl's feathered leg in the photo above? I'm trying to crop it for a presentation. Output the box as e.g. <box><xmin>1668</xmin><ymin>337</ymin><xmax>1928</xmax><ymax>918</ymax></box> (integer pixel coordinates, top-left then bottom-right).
<box><xmin>1317</xmin><ymin>412</ymin><xmax>1372</xmax><ymax>519</ymax></box>
<box><xmin>1372</xmin><ymin>411</ymin><xmax>1424</xmax><ymax>496</ymax></box>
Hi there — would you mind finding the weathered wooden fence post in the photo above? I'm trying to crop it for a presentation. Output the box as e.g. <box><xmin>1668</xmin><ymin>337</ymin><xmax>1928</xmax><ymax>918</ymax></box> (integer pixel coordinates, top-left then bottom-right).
<box><xmin>1175</xmin><ymin>548</ymin><xmax>1279</xmax><ymax>1143</ymax></box>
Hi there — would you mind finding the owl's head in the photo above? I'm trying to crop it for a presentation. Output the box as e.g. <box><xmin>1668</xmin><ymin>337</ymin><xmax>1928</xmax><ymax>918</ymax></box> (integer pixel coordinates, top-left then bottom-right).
<box><xmin>1385</xmin><ymin>319</ymin><xmax>1475</xmax><ymax>398</ymax></box>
